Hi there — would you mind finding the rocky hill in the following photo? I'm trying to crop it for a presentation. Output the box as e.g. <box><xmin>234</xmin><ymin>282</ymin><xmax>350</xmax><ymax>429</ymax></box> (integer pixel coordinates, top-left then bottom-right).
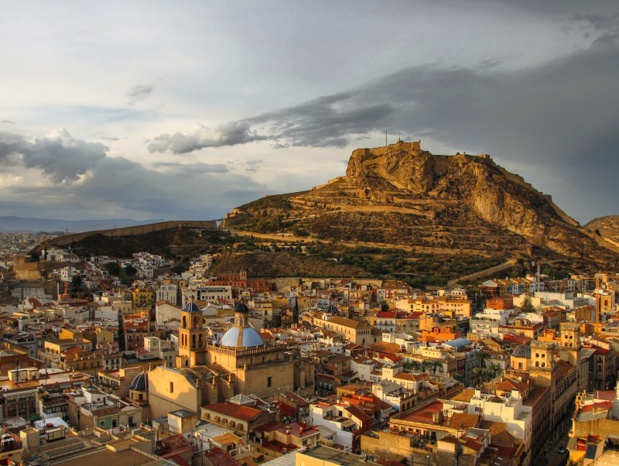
<box><xmin>225</xmin><ymin>140</ymin><xmax>619</xmax><ymax>273</ymax></box>
<box><xmin>33</xmin><ymin>140</ymin><xmax>619</xmax><ymax>284</ymax></box>
<box><xmin>585</xmin><ymin>216</ymin><xmax>619</xmax><ymax>248</ymax></box>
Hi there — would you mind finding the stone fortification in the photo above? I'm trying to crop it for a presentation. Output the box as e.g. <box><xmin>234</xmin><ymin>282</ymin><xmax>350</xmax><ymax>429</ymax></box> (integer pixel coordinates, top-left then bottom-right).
<box><xmin>39</xmin><ymin>220</ymin><xmax>219</xmax><ymax>250</ymax></box>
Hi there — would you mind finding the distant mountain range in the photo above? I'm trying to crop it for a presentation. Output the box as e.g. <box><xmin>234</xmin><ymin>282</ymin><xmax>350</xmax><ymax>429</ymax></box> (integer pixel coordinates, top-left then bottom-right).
<box><xmin>0</xmin><ymin>216</ymin><xmax>164</xmax><ymax>233</ymax></box>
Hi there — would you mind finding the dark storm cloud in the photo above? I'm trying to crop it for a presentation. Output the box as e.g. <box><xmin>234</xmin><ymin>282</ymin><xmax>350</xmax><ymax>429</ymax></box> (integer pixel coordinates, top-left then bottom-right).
<box><xmin>0</xmin><ymin>142</ymin><xmax>267</xmax><ymax>220</ymax></box>
<box><xmin>63</xmin><ymin>156</ymin><xmax>263</xmax><ymax>219</ymax></box>
<box><xmin>0</xmin><ymin>129</ymin><xmax>107</xmax><ymax>182</ymax></box>
<box><xmin>250</xmin><ymin>94</ymin><xmax>396</xmax><ymax>148</ymax></box>
<box><xmin>147</xmin><ymin>121</ymin><xmax>269</xmax><ymax>154</ymax></box>
<box><xmin>149</xmin><ymin>92</ymin><xmax>396</xmax><ymax>152</ymax></box>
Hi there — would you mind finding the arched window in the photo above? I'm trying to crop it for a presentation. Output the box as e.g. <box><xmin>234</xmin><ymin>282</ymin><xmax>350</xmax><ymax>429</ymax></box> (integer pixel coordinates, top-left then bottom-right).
<box><xmin>192</xmin><ymin>334</ymin><xmax>196</xmax><ymax>348</ymax></box>
<box><xmin>182</xmin><ymin>316</ymin><xmax>187</xmax><ymax>328</ymax></box>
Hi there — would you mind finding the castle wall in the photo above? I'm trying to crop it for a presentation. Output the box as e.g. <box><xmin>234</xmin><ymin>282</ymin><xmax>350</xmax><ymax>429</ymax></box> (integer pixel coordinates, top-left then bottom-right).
<box><xmin>41</xmin><ymin>220</ymin><xmax>219</xmax><ymax>249</ymax></box>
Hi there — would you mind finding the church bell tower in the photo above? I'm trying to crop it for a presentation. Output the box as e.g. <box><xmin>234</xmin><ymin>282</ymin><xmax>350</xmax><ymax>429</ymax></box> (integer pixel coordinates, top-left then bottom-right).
<box><xmin>177</xmin><ymin>296</ymin><xmax>208</xmax><ymax>367</ymax></box>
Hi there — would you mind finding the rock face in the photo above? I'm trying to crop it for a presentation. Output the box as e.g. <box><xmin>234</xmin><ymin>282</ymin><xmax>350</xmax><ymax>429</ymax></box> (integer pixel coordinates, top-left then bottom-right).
<box><xmin>226</xmin><ymin>140</ymin><xmax>619</xmax><ymax>270</ymax></box>
<box><xmin>585</xmin><ymin>216</ymin><xmax>619</xmax><ymax>248</ymax></box>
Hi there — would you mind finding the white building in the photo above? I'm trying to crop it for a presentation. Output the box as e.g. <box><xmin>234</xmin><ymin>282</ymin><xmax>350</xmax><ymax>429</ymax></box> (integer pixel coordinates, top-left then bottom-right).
<box><xmin>156</xmin><ymin>283</ymin><xmax>179</xmax><ymax>305</ymax></box>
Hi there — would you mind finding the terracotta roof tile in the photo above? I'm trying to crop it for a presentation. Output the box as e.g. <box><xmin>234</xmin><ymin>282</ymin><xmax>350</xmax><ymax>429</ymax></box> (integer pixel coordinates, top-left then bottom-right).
<box><xmin>203</xmin><ymin>402</ymin><xmax>262</xmax><ymax>422</ymax></box>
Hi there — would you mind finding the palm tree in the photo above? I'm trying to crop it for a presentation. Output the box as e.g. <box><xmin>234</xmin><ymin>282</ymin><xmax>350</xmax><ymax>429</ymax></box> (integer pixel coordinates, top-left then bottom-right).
<box><xmin>472</xmin><ymin>367</ymin><xmax>485</xmax><ymax>387</ymax></box>
<box><xmin>488</xmin><ymin>363</ymin><xmax>503</xmax><ymax>379</ymax></box>
<box><xmin>407</xmin><ymin>360</ymin><xmax>423</xmax><ymax>372</ymax></box>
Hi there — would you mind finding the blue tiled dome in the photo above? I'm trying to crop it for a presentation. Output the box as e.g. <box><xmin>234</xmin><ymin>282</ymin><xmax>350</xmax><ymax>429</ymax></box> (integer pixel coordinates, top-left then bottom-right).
<box><xmin>512</xmin><ymin>344</ymin><xmax>531</xmax><ymax>359</ymax></box>
<box><xmin>220</xmin><ymin>326</ymin><xmax>264</xmax><ymax>348</ymax></box>
<box><xmin>325</xmin><ymin>302</ymin><xmax>338</xmax><ymax>314</ymax></box>
<box><xmin>183</xmin><ymin>301</ymin><xmax>202</xmax><ymax>313</ymax></box>
<box><xmin>235</xmin><ymin>301</ymin><xmax>250</xmax><ymax>314</ymax></box>
<box><xmin>129</xmin><ymin>372</ymin><xmax>148</xmax><ymax>391</ymax></box>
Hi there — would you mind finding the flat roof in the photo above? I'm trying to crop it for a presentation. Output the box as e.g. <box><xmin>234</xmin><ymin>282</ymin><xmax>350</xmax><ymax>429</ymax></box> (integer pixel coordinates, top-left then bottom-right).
<box><xmin>52</xmin><ymin>446</ymin><xmax>155</xmax><ymax>466</ymax></box>
<box><xmin>299</xmin><ymin>445</ymin><xmax>381</xmax><ymax>466</ymax></box>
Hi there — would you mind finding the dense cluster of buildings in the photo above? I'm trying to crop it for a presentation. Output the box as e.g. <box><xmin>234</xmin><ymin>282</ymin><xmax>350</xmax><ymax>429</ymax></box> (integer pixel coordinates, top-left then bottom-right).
<box><xmin>1</xmin><ymin>244</ymin><xmax>619</xmax><ymax>465</ymax></box>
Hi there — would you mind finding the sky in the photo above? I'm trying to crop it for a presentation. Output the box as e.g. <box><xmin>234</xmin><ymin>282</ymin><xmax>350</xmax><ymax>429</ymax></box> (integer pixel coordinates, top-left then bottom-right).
<box><xmin>1</xmin><ymin>0</ymin><xmax>618</xmax><ymax>225</ymax></box>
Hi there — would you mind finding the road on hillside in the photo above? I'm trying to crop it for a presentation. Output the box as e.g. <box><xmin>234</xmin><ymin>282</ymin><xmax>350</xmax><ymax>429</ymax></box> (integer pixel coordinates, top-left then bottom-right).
<box><xmin>448</xmin><ymin>259</ymin><xmax>518</xmax><ymax>285</ymax></box>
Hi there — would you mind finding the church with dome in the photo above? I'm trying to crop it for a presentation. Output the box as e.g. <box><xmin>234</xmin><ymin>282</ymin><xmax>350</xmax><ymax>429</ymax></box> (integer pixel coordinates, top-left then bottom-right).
<box><xmin>148</xmin><ymin>298</ymin><xmax>314</xmax><ymax>418</ymax></box>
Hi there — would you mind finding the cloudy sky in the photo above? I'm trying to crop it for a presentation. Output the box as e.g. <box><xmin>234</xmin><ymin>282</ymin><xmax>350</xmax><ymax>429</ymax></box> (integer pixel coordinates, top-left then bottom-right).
<box><xmin>1</xmin><ymin>0</ymin><xmax>618</xmax><ymax>225</ymax></box>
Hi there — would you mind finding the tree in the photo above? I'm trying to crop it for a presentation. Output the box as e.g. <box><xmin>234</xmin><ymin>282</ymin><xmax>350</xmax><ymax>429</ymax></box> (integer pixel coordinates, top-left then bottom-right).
<box><xmin>171</xmin><ymin>261</ymin><xmax>189</xmax><ymax>275</ymax></box>
<box><xmin>123</xmin><ymin>264</ymin><xmax>138</xmax><ymax>276</ymax></box>
<box><xmin>472</xmin><ymin>367</ymin><xmax>485</xmax><ymax>387</ymax></box>
<box><xmin>487</xmin><ymin>363</ymin><xmax>503</xmax><ymax>380</ymax></box>
<box><xmin>380</xmin><ymin>300</ymin><xmax>389</xmax><ymax>312</ymax></box>
<box><xmin>120</xmin><ymin>264</ymin><xmax>138</xmax><ymax>285</ymax></box>
<box><xmin>404</xmin><ymin>360</ymin><xmax>423</xmax><ymax>372</ymax></box>
<box><xmin>72</xmin><ymin>274</ymin><xmax>83</xmax><ymax>289</ymax></box>
<box><xmin>422</xmin><ymin>360</ymin><xmax>434</xmax><ymax>373</ymax></box>
<box><xmin>521</xmin><ymin>296</ymin><xmax>535</xmax><ymax>313</ymax></box>
<box><xmin>104</xmin><ymin>262</ymin><xmax>121</xmax><ymax>277</ymax></box>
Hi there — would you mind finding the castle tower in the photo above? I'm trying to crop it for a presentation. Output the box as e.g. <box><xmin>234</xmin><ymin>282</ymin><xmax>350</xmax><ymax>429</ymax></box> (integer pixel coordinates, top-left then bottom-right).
<box><xmin>531</xmin><ymin>341</ymin><xmax>555</xmax><ymax>369</ymax></box>
<box><xmin>530</xmin><ymin>340</ymin><xmax>556</xmax><ymax>387</ymax></box>
<box><xmin>177</xmin><ymin>296</ymin><xmax>208</xmax><ymax>367</ymax></box>
<box><xmin>559</xmin><ymin>322</ymin><xmax>581</xmax><ymax>367</ymax></box>
<box><xmin>560</xmin><ymin>323</ymin><xmax>580</xmax><ymax>349</ymax></box>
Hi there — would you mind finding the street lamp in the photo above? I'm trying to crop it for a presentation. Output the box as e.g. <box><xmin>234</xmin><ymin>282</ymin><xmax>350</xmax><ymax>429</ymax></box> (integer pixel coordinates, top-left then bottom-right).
<box><xmin>426</xmin><ymin>454</ymin><xmax>430</xmax><ymax>466</ymax></box>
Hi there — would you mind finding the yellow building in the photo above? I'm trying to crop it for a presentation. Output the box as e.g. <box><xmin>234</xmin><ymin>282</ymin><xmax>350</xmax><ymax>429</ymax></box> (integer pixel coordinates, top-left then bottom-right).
<box><xmin>296</xmin><ymin>445</ymin><xmax>381</xmax><ymax>466</ymax></box>
<box><xmin>313</xmin><ymin>315</ymin><xmax>377</xmax><ymax>345</ymax></box>
<box><xmin>132</xmin><ymin>287</ymin><xmax>154</xmax><ymax>308</ymax></box>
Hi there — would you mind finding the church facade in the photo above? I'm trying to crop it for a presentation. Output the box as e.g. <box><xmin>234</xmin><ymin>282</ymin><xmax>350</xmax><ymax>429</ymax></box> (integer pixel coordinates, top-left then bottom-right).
<box><xmin>149</xmin><ymin>299</ymin><xmax>314</xmax><ymax>418</ymax></box>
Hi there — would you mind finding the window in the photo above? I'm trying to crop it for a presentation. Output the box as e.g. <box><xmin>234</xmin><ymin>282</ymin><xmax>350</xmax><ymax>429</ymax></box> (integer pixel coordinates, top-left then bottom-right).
<box><xmin>268</xmin><ymin>376</ymin><xmax>272</xmax><ymax>388</ymax></box>
<box><xmin>170</xmin><ymin>382</ymin><xmax>174</xmax><ymax>393</ymax></box>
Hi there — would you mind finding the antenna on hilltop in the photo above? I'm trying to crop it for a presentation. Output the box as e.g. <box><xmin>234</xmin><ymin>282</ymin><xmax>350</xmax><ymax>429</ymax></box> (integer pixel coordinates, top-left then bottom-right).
<box><xmin>385</xmin><ymin>129</ymin><xmax>388</xmax><ymax>146</ymax></box>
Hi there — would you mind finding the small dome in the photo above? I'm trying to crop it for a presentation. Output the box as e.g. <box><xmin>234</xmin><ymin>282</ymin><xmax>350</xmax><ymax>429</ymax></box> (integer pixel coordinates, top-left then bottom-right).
<box><xmin>220</xmin><ymin>326</ymin><xmax>264</xmax><ymax>348</ymax></box>
<box><xmin>183</xmin><ymin>301</ymin><xmax>201</xmax><ymax>313</ymax></box>
<box><xmin>129</xmin><ymin>372</ymin><xmax>148</xmax><ymax>392</ymax></box>
<box><xmin>325</xmin><ymin>302</ymin><xmax>338</xmax><ymax>314</ymax></box>
<box><xmin>235</xmin><ymin>301</ymin><xmax>250</xmax><ymax>314</ymax></box>
<box><xmin>512</xmin><ymin>344</ymin><xmax>531</xmax><ymax>359</ymax></box>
